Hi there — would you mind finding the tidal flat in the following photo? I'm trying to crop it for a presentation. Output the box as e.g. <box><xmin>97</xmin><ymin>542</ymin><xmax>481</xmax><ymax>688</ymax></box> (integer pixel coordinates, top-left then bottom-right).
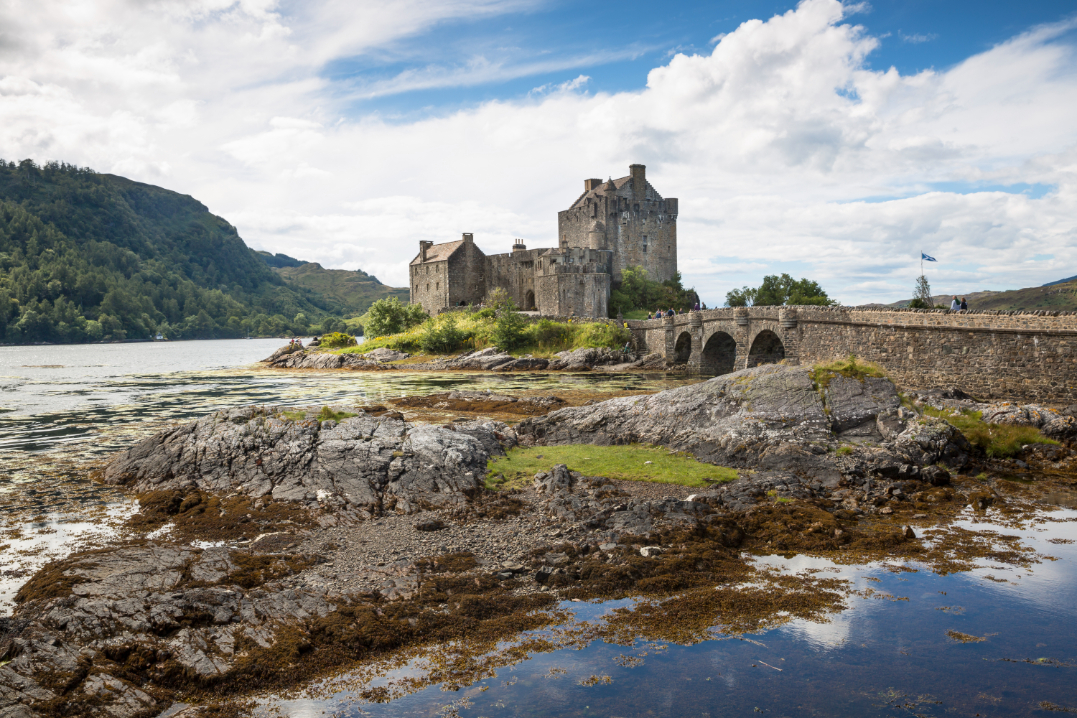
<box><xmin>1</xmin><ymin>340</ymin><xmax>1075</xmax><ymax>718</ymax></box>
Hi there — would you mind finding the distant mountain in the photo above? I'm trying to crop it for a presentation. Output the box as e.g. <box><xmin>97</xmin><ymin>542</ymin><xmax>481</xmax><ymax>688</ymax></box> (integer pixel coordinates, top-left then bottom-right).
<box><xmin>886</xmin><ymin>280</ymin><xmax>1077</xmax><ymax>312</ymax></box>
<box><xmin>271</xmin><ymin>262</ymin><xmax>408</xmax><ymax>317</ymax></box>
<box><xmin>0</xmin><ymin>159</ymin><xmax>349</xmax><ymax>343</ymax></box>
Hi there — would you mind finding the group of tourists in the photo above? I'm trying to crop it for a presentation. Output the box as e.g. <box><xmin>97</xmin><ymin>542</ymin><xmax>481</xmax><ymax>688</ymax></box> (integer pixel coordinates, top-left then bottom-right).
<box><xmin>950</xmin><ymin>296</ymin><xmax>969</xmax><ymax>312</ymax></box>
<box><xmin>647</xmin><ymin>300</ymin><xmax>708</xmax><ymax>320</ymax></box>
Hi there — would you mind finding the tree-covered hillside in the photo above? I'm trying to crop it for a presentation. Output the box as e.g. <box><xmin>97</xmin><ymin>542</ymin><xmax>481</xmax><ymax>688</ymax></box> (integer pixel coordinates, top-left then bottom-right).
<box><xmin>0</xmin><ymin>159</ymin><xmax>345</xmax><ymax>343</ymax></box>
<box><xmin>272</xmin><ymin>262</ymin><xmax>408</xmax><ymax>317</ymax></box>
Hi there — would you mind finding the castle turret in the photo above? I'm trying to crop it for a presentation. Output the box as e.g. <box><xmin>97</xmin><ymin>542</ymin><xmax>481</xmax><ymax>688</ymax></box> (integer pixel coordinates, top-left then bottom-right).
<box><xmin>629</xmin><ymin>164</ymin><xmax>646</xmax><ymax>197</ymax></box>
<box><xmin>586</xmin><ymin>220</ymin><xmax>606</xmax><ymax>251</ymax></box>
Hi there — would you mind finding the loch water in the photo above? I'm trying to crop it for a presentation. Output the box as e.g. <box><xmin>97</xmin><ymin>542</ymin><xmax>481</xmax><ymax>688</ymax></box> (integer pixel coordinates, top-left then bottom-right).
<box><xmin>1</xmin><ymin>339</ymin><xmax>1076</xmax><ymax>717</ymax></box>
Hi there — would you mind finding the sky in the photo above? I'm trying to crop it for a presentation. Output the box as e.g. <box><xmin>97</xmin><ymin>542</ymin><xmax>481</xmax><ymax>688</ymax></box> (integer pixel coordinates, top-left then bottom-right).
<box><xmin>2</xmin><ymin>0</ymin><xmax>1076</xmax><ymax>307</ymax></box>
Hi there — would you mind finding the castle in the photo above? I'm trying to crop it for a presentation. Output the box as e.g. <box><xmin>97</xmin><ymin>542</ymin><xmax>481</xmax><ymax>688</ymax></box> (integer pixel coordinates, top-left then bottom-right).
<box><xmin>409</xmin><ymin>164</ymin><xmax>678</xmax><ymax>317</ymax></box>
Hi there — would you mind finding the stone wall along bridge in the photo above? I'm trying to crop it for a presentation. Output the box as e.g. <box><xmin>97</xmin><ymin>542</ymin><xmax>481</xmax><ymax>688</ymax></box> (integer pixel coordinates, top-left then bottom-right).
<box><xmin>626</xmin><ymin>306</ymin><xmax>1077</xmax><ymax>402</ymax></box>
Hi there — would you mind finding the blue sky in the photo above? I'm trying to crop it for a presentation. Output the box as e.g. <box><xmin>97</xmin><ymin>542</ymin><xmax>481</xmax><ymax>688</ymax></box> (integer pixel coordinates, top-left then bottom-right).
<box><xmin>2</xmin><ymin>0</ymin><xmax>1077</xmax><ymax>306</ymax></box>
<box><xmin>331</xmin><ymin>1</ymin><xmax>1077</xmax><ymax>116</ymax></box>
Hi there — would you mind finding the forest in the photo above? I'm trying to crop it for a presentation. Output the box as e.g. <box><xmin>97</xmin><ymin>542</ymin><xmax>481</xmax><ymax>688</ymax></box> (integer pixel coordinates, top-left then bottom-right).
<box><xmin>0</xmin><ymin>159</ymin><xmax>350</xmax><ymax>343</ymax></box>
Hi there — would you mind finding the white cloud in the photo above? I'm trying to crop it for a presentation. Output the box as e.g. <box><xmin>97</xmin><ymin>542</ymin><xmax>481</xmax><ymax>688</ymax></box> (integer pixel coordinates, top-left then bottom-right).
<box><xmin>1</xmin><ymin>0</ymin><xmax>1076</xmax><ymax>305</ymax></box>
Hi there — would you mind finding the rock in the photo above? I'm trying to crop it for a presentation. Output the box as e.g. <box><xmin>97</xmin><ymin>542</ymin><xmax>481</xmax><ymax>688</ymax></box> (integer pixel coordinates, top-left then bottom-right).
<box><xmin>920</xmin><ymin>465</ymin><xmax>951</xmax><ymax>486</ymax></box>
<box><xmin>879</xmin><ymin>506</ymin><xmax>893</xmax><ymax>515</ymax></box>
<box><xmin>414</xmin><ymin>518</ymin><xmax>447</xmax><ymax>531</ymax></box>
<box><xmin>102</xmin><ymin>406</ymin><xmax>514</xmax><ymax>516</ymax></box>
<box><xmin>825</xmin><ymin>375</ymin><xmax>901</xmax><ymax>435</ymax></box>
<box><xmin>0</xmin><ymin>543</ymin><xmax>331</xmax><ymax>718</ymax></box>
<box><xmin>969</xmin><ymin>491</ymin><xmax>996</xmax><ymax>510</ymax></box>
<box><xmin>495</xmin><ymin>357</ymin><xmax>550</xmax><ymax>372</ymax></box>
<box><xmin>980</xmin><ymin>403</ymin><xmax>1054</xmax><ymax>428</ymax></box>
<box><xmin>517</xmin><ymin>365</ymin><xmax>843</xmax><ymax>482</ymax></box>
<box><xmin>362</xmin><ymin>347</ymin><xmax>411</xmax><ymax>362</ymax></box>
<box><xmin>264</xmin><ymin>351</ymin><xmax>390</xmax><ymax>371</ymax></box>
<box><xmin>891</xmin><ymin>417</ymin><xmax>971</xmax><ymax>469</ymax></box>
<box><xmin>1042</xmin><ymin>415</ymin><xmax>1077</xmax><ymax>441</ymax></box>
<box><xmin>262</xmin><ymin>343</ymin><xmax>303</xmax><ymax>363</ymax></box>
<box><xmin>903</xmin><ymin>526</ymin><xmax>916</xmax><ymax>539</ymax></box>
<box><xmin>451</xmin><ymin>348</ymin><xmax>515</xmax><ymax>370</ymax></box>
<box><xmin>639</xmin><ymin>546</ymin><xmax>663</xmax><ymax>558</ymax></box>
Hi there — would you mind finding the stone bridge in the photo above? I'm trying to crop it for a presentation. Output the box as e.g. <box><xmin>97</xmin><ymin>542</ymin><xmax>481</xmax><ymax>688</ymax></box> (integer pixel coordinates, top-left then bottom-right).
<box><xmin>626</xmin><ymin>306</ymin><xmax>1077</xmax><ymax>402</ymax></box>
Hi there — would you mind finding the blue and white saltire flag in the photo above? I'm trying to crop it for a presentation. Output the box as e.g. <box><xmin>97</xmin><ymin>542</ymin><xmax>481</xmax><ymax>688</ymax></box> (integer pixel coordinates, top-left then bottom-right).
<box><xmin>921</xmin><ymin>252</ymin><xmax>937</xmax><ymax>262</ymax></box>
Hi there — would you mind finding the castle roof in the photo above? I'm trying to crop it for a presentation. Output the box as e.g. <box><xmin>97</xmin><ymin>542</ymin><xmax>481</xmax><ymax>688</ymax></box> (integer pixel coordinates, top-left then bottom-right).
<box><xmin>410</xmin><ymin>239</ymin><xmax>465</xmax><ymax>265</ymax></box>
<box><xmin>567</xmin><ymin>175</ymin><xmax>663</xmax><ymax>210</ymax></box>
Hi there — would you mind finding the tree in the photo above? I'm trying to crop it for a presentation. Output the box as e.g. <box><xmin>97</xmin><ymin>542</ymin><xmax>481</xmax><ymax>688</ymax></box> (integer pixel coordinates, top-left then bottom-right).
<box><xmin>608</xmin><ymin>266</ymin><xmax>698</xmax><ymax>316</ymax></box>
<box><xmin>490</xmin><ymin>296</ymin><xmax>527</xmax><ymax>351</ymax></box>
<box><xmin>365</xmin><ymin>297</ymin><xmax>426</xmax><ymax>337</ymax></box>
<box><xmin>908</xmin><ymin>274</ymin><xmax>933</xmax><ymax>309</ymax></box>
<box><xmin>726</xmin><ymin>273</ymin><xmax>836</xmax><ymax>307</ymax></box>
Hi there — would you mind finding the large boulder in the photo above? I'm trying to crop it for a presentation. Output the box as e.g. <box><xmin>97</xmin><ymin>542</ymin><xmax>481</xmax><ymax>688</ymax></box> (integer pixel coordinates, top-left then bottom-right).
<box><xmin>825</xmin><ymin>375</ymin><xmax>901</xmax><ymax>435</ymax></box>
<box><xmin>103</xmin><ymin>406</ymin><xmax>512</xmax><ymax>516</ymax></box>
<box><xmin>517</xmin><ymin>364</ymin><xmax>842</xmax><ymax>481</ymax></box>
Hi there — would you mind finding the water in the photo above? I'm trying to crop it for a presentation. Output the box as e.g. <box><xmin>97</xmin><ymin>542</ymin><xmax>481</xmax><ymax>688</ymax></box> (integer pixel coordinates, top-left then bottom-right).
<box><xmin>0</xmin><ymin>339</ymin><xmax>692</xmax><ymax>611</ymax></box>
<box><xmin>1</xmin><ymin>340</ymin><xmax>1076</xmax><ymax>716</ymax></box>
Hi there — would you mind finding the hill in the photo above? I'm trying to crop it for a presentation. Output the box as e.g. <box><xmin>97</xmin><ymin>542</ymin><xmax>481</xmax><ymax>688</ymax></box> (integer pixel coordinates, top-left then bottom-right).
<box><xmin>885</xmin><ymin>278</ymin><xmax>1077</xmax><ymax>312</ymax></box>
<box><xmin>271</xmin><ymin>262</ymin><xmax>408</xmax><ymax>317</ymax></box>
<box><xmin>0</xmin><ymin>159</ymin><xmax>349</xmax><ymax>343</ymax></box>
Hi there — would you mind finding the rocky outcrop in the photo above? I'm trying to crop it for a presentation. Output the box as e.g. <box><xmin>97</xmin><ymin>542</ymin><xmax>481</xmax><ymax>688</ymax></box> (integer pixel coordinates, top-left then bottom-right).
<box><xmin>362</xmin><ymin>347</ymin><xmax>411</xmax><ymax>362</ymax></box>
<box><xmin>392</xmin><ymin>391</ymin><xmax>564</xmax><ymax>417</ymax></box>
<box><xmin>102</xmin><ymin>406</ymin><xmax>515</xmax><ymax>518</ymax></box>
<box><xmin>0</xmin><ymin>544</ymin><xmax>328</xmax><ymax>718</ymax></box>
<box><xmin>517</xmin><ymin>365</ymin><xmax>975</xmax><ymax>483</ymax></box>
<box><xmin>518</xmin><ymin>364</ymin><xmax>842</xmax><ymax>481</ymax></box>
<box><xmin>263</xmin><ymin>350</ymin><xmax>390</xmax><ymax>370</ymax></box>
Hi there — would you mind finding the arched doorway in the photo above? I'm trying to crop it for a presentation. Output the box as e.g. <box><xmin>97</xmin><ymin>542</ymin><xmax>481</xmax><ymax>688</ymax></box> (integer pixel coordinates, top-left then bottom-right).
<box><xmin>674</xmin><ymin>331</ymin><xmax>693</xmax><ymax>363</ymax></box>
<box><xmin>747</xmin><ymin>330</ymin><xmax>785</xmax><ymax>367</ymax></box>
<box><xmin>701</xmin><ymin>331</ymin><xmax>737</xmax><ymax>375</ymax></box>
<box><xmin>524</xmin><ymin>290</ymin><xmax>536</xmax><ymax>310</ymax></box>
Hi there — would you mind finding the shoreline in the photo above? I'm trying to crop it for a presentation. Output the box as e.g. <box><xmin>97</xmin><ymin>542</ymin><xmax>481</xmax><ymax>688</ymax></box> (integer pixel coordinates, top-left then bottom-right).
<box><xmin>2</xmin><ymin>364</ymin><xmax>1076</xmax><ymax>717</ymax></box>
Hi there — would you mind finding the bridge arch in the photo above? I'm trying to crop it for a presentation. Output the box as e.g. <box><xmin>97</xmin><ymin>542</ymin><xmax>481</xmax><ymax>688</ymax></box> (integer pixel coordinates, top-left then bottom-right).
<box><xmin>747</xmin><ymin>329</ymin><xmax>785</xmax><ymax>367</ymax></box>
<box><xmin>674</xmin><ymin>331</ymin><xmax>693</xmax><ymax>363</ymax></box>
<box><xmin>700</xmin><ymin>330</ymin><xmax>737</xmax><ymax>375</ymax></box>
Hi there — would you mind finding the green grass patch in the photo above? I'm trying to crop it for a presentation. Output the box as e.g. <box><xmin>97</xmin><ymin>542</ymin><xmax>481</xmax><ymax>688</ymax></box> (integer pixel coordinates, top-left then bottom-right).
<box><xmin>280</xmin><ymin>407</ymin><xmax>358</xmax><ymax>423</ymax></box>
<box><xmin>343</xmin><ymin>310</ymin><xmax>631</xmax><ymax>358</ymax></box>
<box><xmin>810</xmin><ymin>355</ymin><xmax>887</xmax><ymax>390</ymax></box>
<box><xmin>922</xmin><ymin>406</ymin><xmax>1059</xmax><ymax>458</ymax></box>
<box><xmin>486</xmin><ymin>444</ymin><xmax>738</xmax><ymax>490</ymax></box>
<box><xmin>835</xmin><ymin>445</ymin><xmax>854</xmax><ymax>456</ymax></box>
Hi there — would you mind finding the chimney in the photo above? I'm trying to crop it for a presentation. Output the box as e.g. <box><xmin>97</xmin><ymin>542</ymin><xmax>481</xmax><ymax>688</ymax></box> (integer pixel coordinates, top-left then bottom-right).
<box><xmin>512</xmin><ymin>239</ymin><xmax>526</xmax><ymax>252</ymax></box>
<box><xmin>584</xmin><ymin>178</ymin><xmax>603</xmax><ymax>192</ymax></box>
<box><xmin>420</xmin><ymin>240</ymin><xmax>433</xmax><ymax>261</ymax></box>
<box><xmin>629</xmin><ymin>164</ymin><xmax>646</xmax><ymax>197</ymax></box>
<box><xmin>462</xmin><ymin>232</ymin><xmax>474</xmax><ymax>244</ymax></box>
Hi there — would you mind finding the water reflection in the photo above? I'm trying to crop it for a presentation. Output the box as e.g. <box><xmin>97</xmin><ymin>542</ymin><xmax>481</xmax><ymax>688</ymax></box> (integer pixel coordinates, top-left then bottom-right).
<box><xmin>253</xmin><ymin>513</ymin><xmax>1077</xmax><ymax>717</ymax></box>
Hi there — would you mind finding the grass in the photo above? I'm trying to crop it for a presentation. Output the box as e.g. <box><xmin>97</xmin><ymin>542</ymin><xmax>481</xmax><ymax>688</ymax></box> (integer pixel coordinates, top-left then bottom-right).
<box><xmin>810</xmin><ymin>355</ymin><xmax>887</xmax><ymax>390</ymax></box>
<box><xmin>280</xmin><ymin>406</ymin><xmax>358</xmax><ymax>423</ymax></box>
<box><xmin>343</xmin><ymin>310</ymin><xmax>631</xmax><ymax>358</ymax></box>
<box><xmin>922</xmin><ymin>406</ymin><xmax>1059</xmax><ymax>458</ymax></box>
<box><xmin>835</xmin><ymin>445</ymin><xmax>854</xmax><ymax>456</ymax></box>
<box><xmin>485</xmin><ymin>444</ymin><xmax>738</xmax><ymax>490</ymax></box>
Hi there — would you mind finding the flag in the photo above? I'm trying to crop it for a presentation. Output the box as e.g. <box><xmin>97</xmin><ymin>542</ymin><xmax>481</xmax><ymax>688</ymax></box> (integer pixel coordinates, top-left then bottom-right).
<box><xmin>921</xmin><ymin>252</ymin><xmax>937</xmax><ymax>262</ymax></box>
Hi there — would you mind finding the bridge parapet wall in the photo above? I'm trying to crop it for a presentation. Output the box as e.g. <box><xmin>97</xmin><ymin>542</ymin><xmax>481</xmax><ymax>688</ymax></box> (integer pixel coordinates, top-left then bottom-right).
<box><xmin>627</xmin><ymin>306</ymin><xmax>1077</xmax><ymax>402</ymax></box>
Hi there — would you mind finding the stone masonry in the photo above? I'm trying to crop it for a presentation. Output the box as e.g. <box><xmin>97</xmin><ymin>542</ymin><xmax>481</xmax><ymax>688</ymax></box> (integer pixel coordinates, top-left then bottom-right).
<box><xmin>409</xmin><ymin>164</ymin><xmax>677</xmax><ymax>317</ymax></box>
<box><xmin>628</xmin><ymin>306</ymin><xmax>1077</xmax><ymax>403</ymax></box>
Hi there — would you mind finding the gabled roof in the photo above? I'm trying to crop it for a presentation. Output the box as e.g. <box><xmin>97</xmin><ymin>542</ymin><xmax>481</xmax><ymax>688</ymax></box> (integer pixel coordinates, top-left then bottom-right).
<box><xmin>567</xmin><ymin>175</ymin><xmax>663</xmax><ymax>210</ymax></box>
<box><xmin>410</xmin><ymin>239</ymin><xmax>465</xmax><ymax>266</ymax></box>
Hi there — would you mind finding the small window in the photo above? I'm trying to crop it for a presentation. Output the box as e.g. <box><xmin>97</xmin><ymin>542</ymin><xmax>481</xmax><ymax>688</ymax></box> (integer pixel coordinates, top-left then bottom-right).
<box><xmin>642</xmin><ymin>244</ymin><xmax>647</xmax><ymax>253</ymax></box>
<box><xmin>426</xmin><ymin>284</ymin><xmax>430</xmax><ymax>291</ymax></box>
<box><xmin>436</xmin><ymin>282</ymin><xmax>440</xmax><ymax>290</ymax></box>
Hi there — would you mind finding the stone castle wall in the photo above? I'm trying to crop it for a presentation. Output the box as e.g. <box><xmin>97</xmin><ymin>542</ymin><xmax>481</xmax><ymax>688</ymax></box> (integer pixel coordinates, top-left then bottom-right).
<box><xmin>628</xmin><ymin>306</ymin><xmax>1077</xmax><ymax>403</ymax></box>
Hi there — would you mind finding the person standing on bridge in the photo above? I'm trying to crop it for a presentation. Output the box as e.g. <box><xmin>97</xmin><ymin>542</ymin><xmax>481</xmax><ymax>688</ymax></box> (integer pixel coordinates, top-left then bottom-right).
<box><xmin>961</xmin><ymin>297</ymin><xmax>968</xmax><ymax>311</ymax></box>
<box><xmin>950</xmin><ymin>296</ymin><xmax>960</xmax><ymax>311</ymax></box>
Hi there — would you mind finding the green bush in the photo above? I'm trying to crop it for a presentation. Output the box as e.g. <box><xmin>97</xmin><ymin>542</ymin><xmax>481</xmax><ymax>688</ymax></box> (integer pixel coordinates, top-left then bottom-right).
<box><xmin>319</xmin><ymin>331</ymin><xmax>357</xmax><ymax>349</ymax></box>
<box><xmin>366</xmin><ymin>297</ymin><xmax>426</xmax><ymax>337</ymax></box>
<box><xmin>419</xmin><ymin>315</ymin><xmax>467</xmax><ymax>353</ymax></box>
<box><xmin>491</xmin><ymin>305</ymin><xmax>528</xmax><ymax>351</ymax></box>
